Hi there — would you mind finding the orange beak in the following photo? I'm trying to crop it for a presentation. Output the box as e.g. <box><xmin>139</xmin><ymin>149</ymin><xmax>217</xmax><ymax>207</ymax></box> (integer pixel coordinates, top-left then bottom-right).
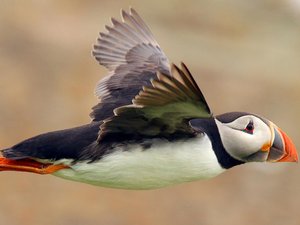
<box><xmin>267</xmin><ymin>124</ymin><xmax>298</xmax><ymax>163</ymax></box>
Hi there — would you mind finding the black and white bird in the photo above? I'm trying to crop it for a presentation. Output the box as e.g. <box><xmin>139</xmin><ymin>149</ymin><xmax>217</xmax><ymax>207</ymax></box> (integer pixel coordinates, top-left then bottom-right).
<box><xmin>0</xmin><ymin>8</ymin><xmax>297</xmax><ymax>189</ymax></box>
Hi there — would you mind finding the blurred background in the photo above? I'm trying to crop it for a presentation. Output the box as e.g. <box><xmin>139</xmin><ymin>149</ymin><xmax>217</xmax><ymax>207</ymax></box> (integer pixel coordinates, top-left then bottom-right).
<box><xmin>0</xmin><ymin>0</ymin><xmax>299</xmax><ymax>225</ymax></box>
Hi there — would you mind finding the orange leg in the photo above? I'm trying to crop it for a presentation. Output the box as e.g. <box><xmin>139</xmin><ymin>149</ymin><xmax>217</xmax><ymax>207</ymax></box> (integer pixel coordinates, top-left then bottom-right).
<box><xmin>0</xmin><ymin>157</ymin><xmax>69</xmax><ymax>174</ymax></box>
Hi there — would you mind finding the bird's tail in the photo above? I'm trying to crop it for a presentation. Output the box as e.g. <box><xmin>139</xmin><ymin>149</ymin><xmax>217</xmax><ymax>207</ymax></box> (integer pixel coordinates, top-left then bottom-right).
<box><xmin>0</xmin><ymin>157</ymin><xmax>69</xmax><ymax>174</ymax></box>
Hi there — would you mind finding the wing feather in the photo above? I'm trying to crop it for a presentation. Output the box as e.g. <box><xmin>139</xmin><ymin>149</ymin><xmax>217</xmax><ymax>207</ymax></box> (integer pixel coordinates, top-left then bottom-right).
<box><xmin>90</xmin><ymin>8</ymin><xmax>170</xmax><ymax>121</ymax></box>
<box><xmin>98</xmin><ymin>63</ymin><xmax>212</xmax><ymax>142</ymax></box>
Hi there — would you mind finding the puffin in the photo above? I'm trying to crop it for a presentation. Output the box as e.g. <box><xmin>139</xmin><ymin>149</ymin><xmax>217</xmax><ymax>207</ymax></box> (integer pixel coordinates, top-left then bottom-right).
<box><xmin>0</xmin><ymin>8</ymin><xmax>298</xmax><ymax>190</ymax></box>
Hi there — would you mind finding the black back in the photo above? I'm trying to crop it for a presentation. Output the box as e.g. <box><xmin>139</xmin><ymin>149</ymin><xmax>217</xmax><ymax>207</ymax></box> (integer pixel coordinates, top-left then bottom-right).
<box><xmin>2</xmin><ymin>122</ymin><xmax>101</xmax><ymax>161</ymax></box>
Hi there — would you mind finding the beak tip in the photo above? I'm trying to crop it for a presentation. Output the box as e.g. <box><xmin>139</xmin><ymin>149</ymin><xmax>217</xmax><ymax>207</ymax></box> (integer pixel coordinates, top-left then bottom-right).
<box><xmin>268</xmin><ymin>124</ymin><xmax>298</xmax><ymax>163</ymax></box>
<box><xmin>277</xmin><ymin>127</ymin><xmax>298</xmax><ymax>163</ymax></box>
<box><xmin>293</xmin><ymin>154</ymin><xmax>298</xmax><ymax>163</ymax></box>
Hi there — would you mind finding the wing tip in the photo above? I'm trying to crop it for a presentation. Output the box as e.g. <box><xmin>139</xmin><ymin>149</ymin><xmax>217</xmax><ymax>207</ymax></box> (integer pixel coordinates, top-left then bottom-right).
<box><xmin>129</xmin><ymin>7</ymin><xmax>135</xmax><ymax>15</ymax></box>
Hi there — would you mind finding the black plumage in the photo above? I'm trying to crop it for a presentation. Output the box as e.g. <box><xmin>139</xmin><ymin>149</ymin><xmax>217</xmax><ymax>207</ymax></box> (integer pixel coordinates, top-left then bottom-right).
<box><xmin>1</xmin><ymin>8</ymin><xmax>239</xmax><ymax>169</ymax></box>
<box><xmin>190</xmin><ymin>118</ymin><xmax>244</xmax><ymax>169</ymax></box>
<box><xmin>3</xmin><ymin>123</ymin><xmax>100</xmax><ymax>161</ymax></box>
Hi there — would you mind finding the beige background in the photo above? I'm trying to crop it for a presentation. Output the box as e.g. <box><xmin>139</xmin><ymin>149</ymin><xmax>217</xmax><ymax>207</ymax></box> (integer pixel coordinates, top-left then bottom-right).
<box><xmin>0</xmin><ymin>1</ymin><xmax>300</xmax><ymax>225</ymax></box>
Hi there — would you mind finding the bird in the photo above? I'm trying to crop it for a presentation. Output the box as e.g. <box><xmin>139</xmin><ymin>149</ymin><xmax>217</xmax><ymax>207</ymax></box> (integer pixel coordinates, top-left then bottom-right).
<box><xmin>0</xmin><ymin>8</ymin><xmax>298</xmax><ymax>190</ymax></box>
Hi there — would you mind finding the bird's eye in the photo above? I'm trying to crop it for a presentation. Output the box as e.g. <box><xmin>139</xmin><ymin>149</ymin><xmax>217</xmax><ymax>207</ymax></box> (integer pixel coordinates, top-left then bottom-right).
<box><xmin>244</xmin><ymin>121</ymin><xmax>254</xmax><ymax>134</ymax></box>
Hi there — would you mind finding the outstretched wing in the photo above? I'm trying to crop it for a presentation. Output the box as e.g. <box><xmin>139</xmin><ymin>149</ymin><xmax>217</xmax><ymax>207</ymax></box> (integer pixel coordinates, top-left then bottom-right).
<box><xmin>91</xmin><ymin>8</ymin><xmax>170</xmax><ymax>121</ymax></box>
<box><xmin>98</xmin><ymin>63</ymin><xmax>212</xmax><ymax>142</ymax></box>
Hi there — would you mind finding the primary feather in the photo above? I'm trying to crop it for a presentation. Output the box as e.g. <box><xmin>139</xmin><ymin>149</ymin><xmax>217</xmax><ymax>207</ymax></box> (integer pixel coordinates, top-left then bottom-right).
<box><xmin>91</xmin><ymin>8</ymin><xmax>170</xmax><ymax>121</ymax></box>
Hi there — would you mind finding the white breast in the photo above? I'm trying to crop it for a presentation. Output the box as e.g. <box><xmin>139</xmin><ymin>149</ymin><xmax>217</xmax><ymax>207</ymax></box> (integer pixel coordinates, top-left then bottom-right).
<box><xmin>54</xmin><ymin>134</ymin><xmax>225</xmax><ymax>189</ymax></box>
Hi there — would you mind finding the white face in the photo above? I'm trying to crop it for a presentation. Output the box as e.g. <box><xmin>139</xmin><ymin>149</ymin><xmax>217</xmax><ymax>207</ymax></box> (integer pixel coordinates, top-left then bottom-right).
<box><xmin>215</xmin><ymin>115</ymin><xmax>272</xmax><ymax>162</ymax></box>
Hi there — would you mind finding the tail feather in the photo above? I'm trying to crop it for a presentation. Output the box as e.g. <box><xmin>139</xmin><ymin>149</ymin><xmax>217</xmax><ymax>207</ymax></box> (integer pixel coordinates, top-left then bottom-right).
<box><xmin>0</xmin><ymin>157</ymin><xmax>69</xmax><ymax>174</ymax></box>
<box><xmin>1</xmin><ymin>148</ymin><xmax>26</xmax><ymax>160</ymax></box>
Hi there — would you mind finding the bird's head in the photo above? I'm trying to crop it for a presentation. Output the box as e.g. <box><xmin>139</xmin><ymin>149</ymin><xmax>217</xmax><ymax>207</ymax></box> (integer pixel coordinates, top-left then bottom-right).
<box><xmin>215</xmin><ymin>112</ymin><xmax>298</xmax><ymax>163</ymax></box>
